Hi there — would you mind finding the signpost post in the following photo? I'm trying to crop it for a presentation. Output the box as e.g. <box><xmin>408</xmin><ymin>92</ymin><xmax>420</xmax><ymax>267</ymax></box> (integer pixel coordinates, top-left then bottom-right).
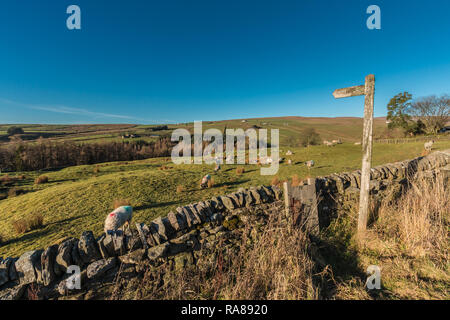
<box><xmin>333</xmin><ymin>74</ymin><xmax>375</xmax><ymax>233</ymax></box>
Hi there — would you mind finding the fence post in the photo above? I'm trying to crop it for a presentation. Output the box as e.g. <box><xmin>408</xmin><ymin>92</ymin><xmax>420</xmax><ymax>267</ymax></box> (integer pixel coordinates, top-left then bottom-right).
<box><xmin>283</xmin><ymin>181</ymin><xmax>291</xmax><ymax>222</ymax></box>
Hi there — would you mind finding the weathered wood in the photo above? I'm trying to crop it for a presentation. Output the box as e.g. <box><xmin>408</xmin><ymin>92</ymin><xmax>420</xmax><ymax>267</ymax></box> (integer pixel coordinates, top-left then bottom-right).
<box><xmin>358</xmin><ymin>74</ymin><xmax>375</xmax><ymax>232</ymax></box>
<box><xmin>283</xmin><ymin>181</ymin><xmax>291</xmax><ymax>220</ymax></box>
<box><xmin>332</xmin><ymin>75</ymin><xmax>375</xmax><ymax>234</ymax></box>
<box><xmin>333</xmin><ymin>85</ymin><xmax>365</xmax><ymax>99</ymax></box>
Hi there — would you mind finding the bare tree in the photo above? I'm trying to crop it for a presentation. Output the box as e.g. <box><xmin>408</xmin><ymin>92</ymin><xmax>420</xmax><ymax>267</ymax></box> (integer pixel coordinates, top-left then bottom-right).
<box><xmin>408</xmin><ymin>95</ymin><xmax>450</xmax><ymax>134</ymax></box>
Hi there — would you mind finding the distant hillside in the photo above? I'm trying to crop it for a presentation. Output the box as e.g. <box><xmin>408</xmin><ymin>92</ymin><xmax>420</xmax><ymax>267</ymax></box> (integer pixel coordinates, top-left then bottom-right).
<box><xmin>0</xmin><ymin>117</ymin><xmax>390</xmax><ymax>147</ymax></box>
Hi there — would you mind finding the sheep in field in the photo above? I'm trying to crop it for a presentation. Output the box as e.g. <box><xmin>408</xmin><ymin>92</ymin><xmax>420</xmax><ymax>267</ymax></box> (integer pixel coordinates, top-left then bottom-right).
<box><xmin>200</xmin><ymin>174</ymin><xmax>211</xmax><ymax>189</ymax></box>
<box><xmin>424</xmin><ymin>140</ymin><xmax>434</xmax><ymax>152</ymax></box>
<box><xmin>305</xmin><ymin>160</ymin><xmax>315</xmax><ymax>168</ymax></box>
<box><xmin>104</xmin><ymin>206</ymin><xmax>133</xmax><ymax>234</ymax></box>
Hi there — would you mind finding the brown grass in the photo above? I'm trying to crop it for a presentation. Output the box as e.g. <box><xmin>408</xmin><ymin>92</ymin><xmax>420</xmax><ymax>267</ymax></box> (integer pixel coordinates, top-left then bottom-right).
<box><xmin>93</xmin><ymin>165</ymin><xmax>100</xmax><ymax>174</ymax></box>
<box><xmin>236</xmin><ymin>167</ymin><xmax>245</xmax><ymax>175</ymax></box>
<box><xmin>176</xmin><ymin>185</ymin><xmax>185</xmax><ymax>193</ymax></box>
<box><xmin>34</xmin><ymin>175</ymin><xmax>49</xmax><ymax>185</ymax></box>
<box><xmin>12</xmin><ymin>213</ymin><xmax>45</xmax><ymax>235</ymax></box>
<box><xmin>113</xmin><ymin>199</ymin><xmax>131</xmax><ymax>209</ymax></box>
<box><xmin>8</xmin><ymin>187</ymin><xmax>24</xmax><ymax>198</ymax></box>
<box><xmin>122</xmin><ymin>213</ymin><xmax>316</xmax><ymax>300</ymax></box>
<box><xmin>271</xmin><ymin>176</ymin><xmax>280</xmax><ymax>186</ymax></box>
<box><xmin>207</xmin><ymin>178</ymin><xmax>214</xmax><ymax>188</ymax></box>
<box><xmin>334</xmin><ymin>173</ymin><xmax>449</xmax><ymax>300</ymax></box>
<box><xmin>291</xmin><ymin>174</ymin><xmax>301</xmax><ymax>187</ymax></box>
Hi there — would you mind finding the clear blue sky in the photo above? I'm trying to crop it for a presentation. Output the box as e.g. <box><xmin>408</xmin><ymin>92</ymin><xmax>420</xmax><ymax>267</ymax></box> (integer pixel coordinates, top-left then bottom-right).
<box><xmin>1</xmin><ymin>0</ymin><xmax>449</xmax><ymax>124</ymax></box>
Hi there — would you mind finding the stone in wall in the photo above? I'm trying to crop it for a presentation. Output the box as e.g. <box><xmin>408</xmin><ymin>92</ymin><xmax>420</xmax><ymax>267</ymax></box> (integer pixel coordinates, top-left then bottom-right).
<box><xmin>55</xmin><ymin>238</ymin><xmax>78</xmax><ymax>275</ymax></box>
<box><xmin>78</xmin><ymin>231</ymin><xmax>102</xmax><ymax>265</ymax></box>
<box><xmin>41</xmin><ymin>245</ymin><xmax>58</xmax><ymax>286</ymax></box>
<box><xmin>15</xmin><ymin>250</ymin><xmax>43</xmax><ymax>285</ymax></box>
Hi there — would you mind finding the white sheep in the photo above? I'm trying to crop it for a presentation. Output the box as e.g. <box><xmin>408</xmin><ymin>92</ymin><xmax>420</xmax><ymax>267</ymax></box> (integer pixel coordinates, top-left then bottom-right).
<box><xmin>104</xmin><ymin>206</ymin><xmax>133</xmax><ymax>234</ymax></box>
<box><xmin>306</xmin><ymin>160</ymin><xmax>315</xmax><ymax>168</ymax></box>
<box><xmin>424</xmin><ymin>140</ymin><xmax>434</xmax><ymax>151</ymax></box>
<box><xmin>200</xmin><ymin>174</ymin><xmax>211</xmax><ymax>188</ymax></box>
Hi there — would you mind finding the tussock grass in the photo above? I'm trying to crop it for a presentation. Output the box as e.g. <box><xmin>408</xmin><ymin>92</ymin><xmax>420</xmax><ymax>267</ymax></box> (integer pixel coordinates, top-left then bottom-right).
<box><xmin>12</xmin><ymin>213</ymin><xmax>45</xmax><ymax>235</ymax></box>
<box><xmin>113</xmin><ymin>199</ymin><xmax>131</xmax><ymax>209</ymax></box>
<box><xmin>34</xmin><ymin>175</ymin><xmax>49</xmax><ymax>185</ymax></box>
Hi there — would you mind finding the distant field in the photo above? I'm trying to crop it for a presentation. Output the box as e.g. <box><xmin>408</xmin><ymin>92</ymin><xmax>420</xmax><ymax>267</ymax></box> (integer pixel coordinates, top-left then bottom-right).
<box><xmin>0</xmin><ymin>117</ymin><xmax>394</xmax><ymax>146</ymax></box>
<box><xmin>1</xmin><ymin>139</ymin><xmax>449</xmax><ymax>257</ymax></box>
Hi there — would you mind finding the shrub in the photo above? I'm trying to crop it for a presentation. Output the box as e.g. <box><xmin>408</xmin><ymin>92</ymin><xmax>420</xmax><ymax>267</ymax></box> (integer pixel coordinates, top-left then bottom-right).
<box><xmin>8</xmin><ymin>187</ymin><xmax>24</xmax><ymax>198</ymax></box>
<box><xmin>113</xmin><ymin>199</ymin><xmax>131</xmax><ymax>209</ymax></box>
<box><xmin>7</xmin><ymin>126</ymin><xmax>24</xmax><ymax>136</ymax></box>
<box><xmin>34</xmin><ymin>175</ymin><xmax>49</xmax><ymax>184</ymax></box>
<box><xmin>271</xmin><ymin>176</ymin><xmax>280</xmax><ymax>186</ymax></box>
<box><xmin>236</xmin><ymin>167</ymin><xmax>245</xmax><ymax>175</ymax></box>
<box><xmin>12</xmin><ymin>213</ymin><xmax>44</xmax><ymax>235</ymax></box>
<box><xmin>176</xmin><ymin>185</ymin><xmax>185</xmax><ymax>193</ymax></box>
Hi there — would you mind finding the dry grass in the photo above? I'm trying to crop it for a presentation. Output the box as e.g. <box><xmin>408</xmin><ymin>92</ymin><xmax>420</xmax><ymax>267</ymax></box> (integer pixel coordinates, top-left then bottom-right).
<box><xmin>271</xmin><ymin>176</ymin><xmax>280</xmax><ymax>186</ymax></box>
<box><xmin>291</xmin><ymin>174</ymin><xmax>301</xmax><ymax>187</ymax></box>
<box><xmin>93</xmin><ymin>165</ymin><xmax>100</xmax><ymax>174</ymax></box>
<box><xmin>113</xmin><ymin>199</ymin><xmax>131</xmax><ymax>209</ymax></box>
<box><xmin>12</xmin><ymin>213</ymin><xmax>45</xmax><ymax>235</ymax></box>
<box><xmin>125</xmin><ymin>213</ymin><xmax>317</xmax><ymax>300</ymax></box>
<box><xmin>207</xmin><ymin>178</ymin><xmax>214</xmax><ymax>188</ymax></box>
<box><xmin>176</xmin><ymin>185</ymin><xmax>185</xmax><ymax>193</ymax></box>
<box><xmin>236</xmin><ymin>167</ymin><xmax>245</xmax><ymax>175</ymax></box>
<box><xmin>334</xmin><ymin>173</ymin><xmax>449</xmax><ymax>300</ymax></box>
<box><xmin>34</xmin><ymin>175</ymin><xmax>49</xmax><ymax>185</ymax></box>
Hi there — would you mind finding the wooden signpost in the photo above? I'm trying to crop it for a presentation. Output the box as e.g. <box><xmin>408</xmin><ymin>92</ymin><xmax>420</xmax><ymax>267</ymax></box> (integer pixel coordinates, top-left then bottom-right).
<box><xmin>333</xmin><ymin>75</ymin><xmax>375</xmax><ymax>233</ymax></box>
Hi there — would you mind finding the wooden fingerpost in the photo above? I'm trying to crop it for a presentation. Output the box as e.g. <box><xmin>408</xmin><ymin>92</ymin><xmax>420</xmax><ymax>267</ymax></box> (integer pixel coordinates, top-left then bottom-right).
<box><xmin>333</xmin><ymin>74</ymin><xmax>375</xmax><ymax>234</ymax></box>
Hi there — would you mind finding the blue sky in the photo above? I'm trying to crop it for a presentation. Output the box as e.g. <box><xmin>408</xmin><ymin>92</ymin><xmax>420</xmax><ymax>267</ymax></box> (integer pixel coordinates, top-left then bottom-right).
<box><xmin>0</xmin><ymin>0</ymin><xmax>449</xmax><ymax>124</ymax></box>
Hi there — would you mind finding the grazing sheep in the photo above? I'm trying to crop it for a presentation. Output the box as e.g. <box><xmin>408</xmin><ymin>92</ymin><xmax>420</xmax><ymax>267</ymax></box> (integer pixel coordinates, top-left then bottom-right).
<box><xmin>200</xmin><ymin>174</ymin><xmax>211</xmax><ymax>189</ymax></box>
<box><xmin>104</xmin><ymin>206</ymin><xmax>133</xmax><ymax>234</ymax></box>
<box><xmin>305</xmin><ymin>160</ymin><xmax>315</xmax><ymax>168</ymax></box>
<box><xmin>424</xmin><ymin>140</ymin><xmax>434</xmax><ymax>151</ymax></box>
<box><xmin>323</xmin><ymin>140</ymin><xmax>334</xmax><ymax>147</ymax></box>
<box><xmin>332</xmin><ymin>139</ymin><xmax>342</xmax><ymax>144</ymax></box>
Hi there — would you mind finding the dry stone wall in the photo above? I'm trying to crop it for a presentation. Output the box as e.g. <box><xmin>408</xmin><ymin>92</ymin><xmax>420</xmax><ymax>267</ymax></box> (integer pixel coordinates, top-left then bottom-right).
<box><xmin>0</xmin><ymin>149</ymin><xmax>449</xmax><ymax>300</ymax></box>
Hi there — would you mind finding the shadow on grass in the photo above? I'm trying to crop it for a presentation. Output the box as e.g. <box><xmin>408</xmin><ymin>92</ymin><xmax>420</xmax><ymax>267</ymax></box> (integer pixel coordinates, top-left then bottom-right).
<box><xmin>134</xmin><ymin>201</ymin><xmax>178</xmax><ymax>211</ymax></box>
<box><xmin>214</xmin><ymin>179</ymin><xmax>250</xmax><ymax>188</ymax></box>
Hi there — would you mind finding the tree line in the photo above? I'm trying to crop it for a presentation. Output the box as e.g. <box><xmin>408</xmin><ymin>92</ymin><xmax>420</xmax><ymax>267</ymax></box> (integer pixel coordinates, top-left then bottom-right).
<box><xmin>0</xmin><ymin>137</ymin><xmax>175</xmax><ymax>172</ymax></box>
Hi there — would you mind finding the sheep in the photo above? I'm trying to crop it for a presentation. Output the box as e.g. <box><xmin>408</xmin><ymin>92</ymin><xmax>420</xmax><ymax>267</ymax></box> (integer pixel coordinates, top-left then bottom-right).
<box><xmin>104</xmin><ymin>205</ymin><xmax>133</xmax><ymax>234</ymax></box>
<box><xmin>332</xmin><ymin>139</ymin><xmax>342</xmax><ymax>144</ymax></box>
<box><xmin>286</xmin><ymin>150</ymin><xmax>293</xmax><ymax>155</ymax></box>
<box><xmin>200</xmin><ymin>174</ymin><xmax>211</xmax><ymax>189</ymax></box>
<box><xmin>424</xmin><ymin>140</ymin><xmax>434</xmax><ymax>151</ymax></box>
<box><xmin>305</xmin><ymin>160</ymin><xmax>315</xmax><ymax>168</ymax></box>
<box><xmin>323</xmin><ymin>140</ymin><xmax>334</xmax><ymax>147</ymax></box>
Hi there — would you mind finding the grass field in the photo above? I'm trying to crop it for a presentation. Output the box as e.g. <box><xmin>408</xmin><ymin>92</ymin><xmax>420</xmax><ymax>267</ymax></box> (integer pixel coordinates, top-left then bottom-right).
<box><xmin>1</xmin><ymin>138</ymin><xmax>449</xmax><ymax>258</ymax></box>
<box><xmin>0</xmin><ymin>116</ymin><xmax>397</xmax><ymax>146</ymax></box>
